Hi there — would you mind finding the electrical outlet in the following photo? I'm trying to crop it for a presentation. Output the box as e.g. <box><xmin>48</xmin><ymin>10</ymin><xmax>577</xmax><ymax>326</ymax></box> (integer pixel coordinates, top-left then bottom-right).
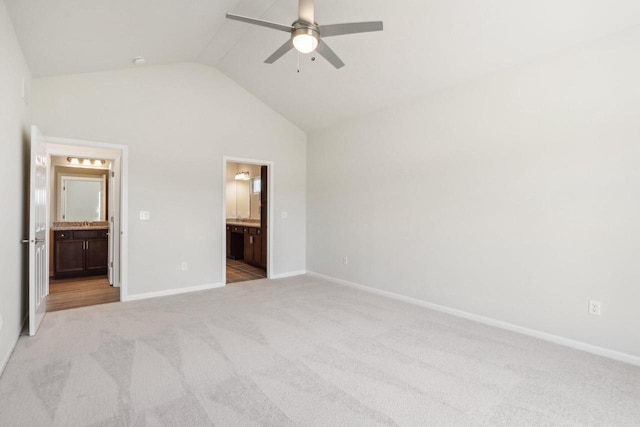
<box><xmin>181</xmin><ymin>262</ymin><xmax>188</xmax><ymax>271</ymax></box>
<box><xmin>139</xmin><ymin>211</ymin><xmax>150</xmax><ymax>220</ymax></box>
<box><xmin>588</xmin><ymin>299</ymin><xmax>602</xmax><ymax>316</ymax></box>
<box><xmin>343</xmin><ymin>256</ymin><xmax>348</xmax><ymax>265</ymax></box>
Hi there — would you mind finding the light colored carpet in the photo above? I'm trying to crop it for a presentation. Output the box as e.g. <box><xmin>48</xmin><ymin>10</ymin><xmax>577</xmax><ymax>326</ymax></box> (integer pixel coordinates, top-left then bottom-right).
<box><xmin>0</xmin><ymin>275</ymin><xmax>638</xmax><ymax>426</ymax></box>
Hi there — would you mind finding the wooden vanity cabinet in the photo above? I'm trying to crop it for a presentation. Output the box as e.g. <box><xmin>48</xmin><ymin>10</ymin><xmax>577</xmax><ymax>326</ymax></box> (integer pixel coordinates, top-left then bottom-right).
<box><xmin>226</xmin><ymin>225</ymin><xmax>244</xmax><ymax>260</ymax></box>
<box><xmin>226</xmin><ymin>225</ymin><xmax>265</xmax><ymax>268</ymax></box>
<box><xmin>243</xmin><ymin>227</ymin><xmax>262</xmax><ymax>268</ymax></box>
<box><xmin>54</xmin><ymin>229</ymin><xmax>108</xmax><ymax>279</ymax></box>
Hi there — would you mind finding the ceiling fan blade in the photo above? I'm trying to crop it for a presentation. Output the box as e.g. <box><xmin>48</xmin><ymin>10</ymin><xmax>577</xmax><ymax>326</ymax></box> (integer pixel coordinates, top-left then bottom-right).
<box><xmin>265</xmin><ymin>39</ymin><xmax>295</xmax><ymax>64</ymax></box>
<box><xmin>226</xmin><ymin>13</ymin><xmax>293</xmax><ymax>33</ymax></box>
<box><xmin>319</xmin><ymin>21</ymin><xmax>384</xmax><ymax>37</ymax></box>
<box><xmin>316</xmin><ymin>39</ymin><xmax>345</xmax><ymax>69</ymax></box>
<box><xmin>298</xmin><ymin>0</ymin><xmax>315</xmax><ymax>24</ymax></box>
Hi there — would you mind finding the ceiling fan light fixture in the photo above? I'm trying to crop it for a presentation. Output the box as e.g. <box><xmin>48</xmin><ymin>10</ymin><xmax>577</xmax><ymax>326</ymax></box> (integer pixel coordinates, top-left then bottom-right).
<box><xmin>292</xmin><ymin>26</ymin><xmax>319</xmax><ymax>53</ymax></box>
<box><xmin>226</xmin><ymin>0</ymin><xmax>383</xmax><ymax>68</ymax></box>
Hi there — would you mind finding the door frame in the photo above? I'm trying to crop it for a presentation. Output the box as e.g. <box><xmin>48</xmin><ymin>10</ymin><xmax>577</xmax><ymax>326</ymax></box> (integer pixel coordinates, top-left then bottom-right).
<box><xmin>44</xmin><ymin>135</ymin><xmax>129</xmax><ymax>299</ymax></box>
<box><xmin>222</xmin><ymin>156</ymin><xmax>274</xmax><ymax>285</ymax></box>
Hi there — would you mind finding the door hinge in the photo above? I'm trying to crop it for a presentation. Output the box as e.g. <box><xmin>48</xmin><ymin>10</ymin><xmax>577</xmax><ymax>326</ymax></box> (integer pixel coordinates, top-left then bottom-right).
<box><xmin>110</xmin><ymin>261</ymin><xmax>114</xmax><ymax>268</ymax></box>
<box><xmin>111</xmin><ymin>171</ymin><xmax>115</xmax><ymax>178</ymax></box>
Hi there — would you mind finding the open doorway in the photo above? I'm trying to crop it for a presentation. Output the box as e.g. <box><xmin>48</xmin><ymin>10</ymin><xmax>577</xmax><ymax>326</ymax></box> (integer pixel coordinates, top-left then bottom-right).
<box><xmin>46</xmin><ymin>155</ymin><xmax>119</xmax><ymax>311</ymax></box>
<box><xmin>27</xmin><ymin>127</ymin><xmax>127</xmax><ymax>335</ymax></box>
<box><xmin>224</xmin><ymin>160</ymin><xmax>269</xmax><ymax>284</ymax></box>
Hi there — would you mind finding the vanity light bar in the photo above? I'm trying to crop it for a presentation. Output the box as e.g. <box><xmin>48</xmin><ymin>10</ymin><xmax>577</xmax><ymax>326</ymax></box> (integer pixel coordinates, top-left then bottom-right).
<box><xmin>234</xmin><ymin>171</ymin><xmax>250</xmax><ymax>181</ymax></box>
<box><xmin>67</xmin><ymin>157</ymin><xmax>106</xmax><ymax>166</ymax></box>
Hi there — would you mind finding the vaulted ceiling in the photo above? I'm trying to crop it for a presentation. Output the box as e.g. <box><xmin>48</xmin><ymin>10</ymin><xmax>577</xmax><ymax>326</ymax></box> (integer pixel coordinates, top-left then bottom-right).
<box><xmin>5</xmin><ymin>0</ymin><xmax>640</xmax><ymax>132</ymax></box>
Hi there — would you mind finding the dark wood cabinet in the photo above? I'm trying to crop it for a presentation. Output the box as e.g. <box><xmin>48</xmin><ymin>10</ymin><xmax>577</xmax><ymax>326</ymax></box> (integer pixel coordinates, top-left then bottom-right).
<box><xmin>226</xmin><ymin>226</ymin><xmax>244</xmax><ymax>260</ymax></box>
<box><xmin>226</xmin><ymin>225</ymin><xmax>265</xmax><ymax>269</ymax></box>
<box><xmin>54</xmin><ymin>229</ymin><xmax>108</xmax><ymax>279</ymax></box>
<box><xmin>243</xmin><ymin>230</ymin><xmax>262</xmax><ymax>267</ymax></box>
<box><xmin>85</xmin><ymin>238</ymin><xmax>109</xmax><ymax>272</ymax></box>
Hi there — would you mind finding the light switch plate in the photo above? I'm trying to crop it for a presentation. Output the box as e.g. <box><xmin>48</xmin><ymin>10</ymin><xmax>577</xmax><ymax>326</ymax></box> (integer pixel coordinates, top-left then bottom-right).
<box><xmin>281</xmin><ymin>211</ymin><xmax>288</xmax><ymax>219</ymax></box>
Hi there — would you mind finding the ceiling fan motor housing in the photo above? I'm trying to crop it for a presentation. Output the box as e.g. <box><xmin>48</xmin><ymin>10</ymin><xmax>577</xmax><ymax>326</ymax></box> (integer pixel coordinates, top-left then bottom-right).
<box><xmin>291</xmin><ymin>21</ymin><xmax>320</xmax><ymax>53</ymax></box>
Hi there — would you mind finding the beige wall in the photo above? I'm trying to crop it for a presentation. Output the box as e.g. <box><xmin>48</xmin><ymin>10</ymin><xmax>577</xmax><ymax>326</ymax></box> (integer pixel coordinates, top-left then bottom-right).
<box><xmin>307</xmin><ymin>26</ymin><xmax>640</xmax><ymax>359</ymax></box>
<box><xmin>0</xmin><ymin>1</ymin><xmax>31</xmax><ymax>374</ymax></box>
<box><xmin>32</xmin><ymin>62</ymin><xmax>307</xmax><ymax>297</ymax></box>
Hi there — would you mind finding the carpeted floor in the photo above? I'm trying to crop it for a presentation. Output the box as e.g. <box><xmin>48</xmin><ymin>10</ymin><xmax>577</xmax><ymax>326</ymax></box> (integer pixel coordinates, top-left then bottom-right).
<box><xmin>0</xmin><ymin>274</ymin><xmax>638</xmax><ymax>426</ymax></box>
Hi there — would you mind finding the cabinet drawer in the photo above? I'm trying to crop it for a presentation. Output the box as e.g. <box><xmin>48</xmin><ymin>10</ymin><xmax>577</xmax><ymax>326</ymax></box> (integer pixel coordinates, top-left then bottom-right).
<box><xmin>249</xmin><ymin>227</ymin><xmax>259</xmax><ymax>235</ymax></box>
<box><xmin>231</xmin><ymin>226</ymin><xmax>243</xmax><ymax>233</ymax></box>
<box><xmin>98</xmin><ymin>229</ymin><xmax>109</xmax><ymax>238</ymax></box>
<box><xmin>73</xmin><ymin>230</ymin><xmax>100</xmax><ymax>240</ymax></box>
<box><xmin>54</xmin><ymin>231</ymin><xmax>72</xmax><ymax>240</ymax></box>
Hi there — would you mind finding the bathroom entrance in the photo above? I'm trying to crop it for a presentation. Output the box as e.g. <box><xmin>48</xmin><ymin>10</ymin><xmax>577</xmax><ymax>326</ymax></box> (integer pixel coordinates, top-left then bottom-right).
<box><xmin>47</xmin><ymin>155</ymin><xmax>119</xmax><ymax>311</ymax></box>
<box><xmin>224</xmin><ymin>160</ymin><xmax>269</xmax><ymax>284</ymax></box>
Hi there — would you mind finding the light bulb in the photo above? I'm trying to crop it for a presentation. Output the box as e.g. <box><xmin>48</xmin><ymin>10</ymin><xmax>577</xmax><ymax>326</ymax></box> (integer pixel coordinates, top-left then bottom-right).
<box><xmin>293</xmin><ymin>33</ymin><xmax>318</xmax><ymax>54</ymax></box>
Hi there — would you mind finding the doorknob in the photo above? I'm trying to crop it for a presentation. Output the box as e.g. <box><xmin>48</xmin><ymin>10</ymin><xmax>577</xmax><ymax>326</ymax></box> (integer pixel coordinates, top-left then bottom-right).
<box><xmin>20</xmin><ymin>238</ymin><xmax>45</xmax><ymax>244</ymax></box>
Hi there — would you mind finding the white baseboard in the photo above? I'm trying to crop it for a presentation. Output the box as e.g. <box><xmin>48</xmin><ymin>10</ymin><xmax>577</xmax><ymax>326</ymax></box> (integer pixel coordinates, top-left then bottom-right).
<box><xmin>123</xmin><ymin>282</ymin><xmax>225</xmax><ymax>302</ymax></box>
<box><xmin>0</xmin><ymin>314</ymin><xmax>28</xmax><ymax>378</ymax></box>
<box><xmin>270</xmin><ymin>270</ymin><xmax>307</xmax><ymax>279</ymax></box>
<box><xmin>307</xmin><ymin>271</ymin><xmax>640</xmax><ymax>367</ymax></box>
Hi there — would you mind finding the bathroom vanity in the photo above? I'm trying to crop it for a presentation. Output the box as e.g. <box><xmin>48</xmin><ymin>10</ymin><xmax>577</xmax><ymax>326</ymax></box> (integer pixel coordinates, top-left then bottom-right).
<box><xmin>226</xmin><ymin>222</ymin><xmax>265</xmax><ymax>269</ymax></box>
<box><xmin>52</xmin><ymin>222</ymin><xmax>109</xmax><ymax>279</ymax></box>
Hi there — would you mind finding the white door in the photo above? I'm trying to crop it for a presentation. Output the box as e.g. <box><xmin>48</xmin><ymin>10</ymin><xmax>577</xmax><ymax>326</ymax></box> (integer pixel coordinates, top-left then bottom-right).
<box><xmin>28</xmin><ymin>126</ymin><xmax>48</xmax><ymax>336</ymax></box>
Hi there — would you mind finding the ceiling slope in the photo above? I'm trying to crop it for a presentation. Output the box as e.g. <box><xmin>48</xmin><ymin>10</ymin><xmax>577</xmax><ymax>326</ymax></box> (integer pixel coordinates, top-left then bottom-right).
<box><xmin>6</xmin><ymin>0</ymin><xmax>640</xmax><ymax>132</ymax></box>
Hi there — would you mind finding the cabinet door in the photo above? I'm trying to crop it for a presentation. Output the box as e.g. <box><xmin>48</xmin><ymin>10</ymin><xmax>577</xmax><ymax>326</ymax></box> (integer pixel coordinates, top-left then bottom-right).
<box><xmin>55</xmin><ymin>240</ymin><xmax>84</xmax><ymax>275</ymax></box>
<box><xmin>252</xmin><ymin>234</ymin><xmax>262</xmax><ymax>267</ymax></box>
<box><xmin>85</xmin><ymin>239</ymin><xmax>109</xmax><ymax>272</ymax></box>
<box><xmin>244</xmin><ymin>233</ymin><xmax>254</xmax><ymax>263</ymax></box>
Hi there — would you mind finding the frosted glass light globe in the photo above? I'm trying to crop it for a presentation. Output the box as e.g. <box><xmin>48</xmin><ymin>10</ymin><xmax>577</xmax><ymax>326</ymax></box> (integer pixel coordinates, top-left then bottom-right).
<box><xmin>293</xmin><ymin>33</ymin><xmax>318</xmax><ymax>53</ymax></box>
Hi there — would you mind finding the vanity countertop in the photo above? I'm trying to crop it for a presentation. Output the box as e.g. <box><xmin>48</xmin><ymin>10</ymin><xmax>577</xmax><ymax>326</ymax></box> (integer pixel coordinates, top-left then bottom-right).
<box><xmin>226</xmin><ymin>220</ymin><xmax>261</xmax><ymax>227</ymax></box>
<box><xmin>51</xmin><ymin>221</ymin><xmax>110</xmax><ymax>231</ymax></box>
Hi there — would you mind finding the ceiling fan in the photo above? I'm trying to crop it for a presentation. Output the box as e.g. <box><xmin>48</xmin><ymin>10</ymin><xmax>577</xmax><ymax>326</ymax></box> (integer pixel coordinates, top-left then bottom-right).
<box><xmin>226</xmin><ymin>0</ymin><xmax>383</xmax><ymax>69</ymax></box>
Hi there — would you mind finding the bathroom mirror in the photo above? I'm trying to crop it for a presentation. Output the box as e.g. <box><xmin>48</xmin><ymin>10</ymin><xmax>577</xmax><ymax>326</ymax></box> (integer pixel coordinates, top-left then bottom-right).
<box><xmin>59</xmin><ymin>175</ymin><xmax>106</xmax><ymax>221</ymax></box>
<box><xmin>226</xmin><ymin>162</ymin><xmax>261</xmax><ymax>220</ymax></box>
<box><xmin>235</xmin><ymin>179</ymin><xmax>251</xmax><ymax>219</ymax></box>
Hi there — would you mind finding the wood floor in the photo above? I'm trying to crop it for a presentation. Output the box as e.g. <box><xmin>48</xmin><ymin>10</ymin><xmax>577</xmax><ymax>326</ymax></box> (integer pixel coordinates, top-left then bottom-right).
<box><xmin>47</xmin><ymin>276</ymin><xmax>120</xmax><ymax>312</ymax></box>
<box><xmin>226</xmin><ymin>259</ymin><xmax>266</xmax><ymax>284</ymax></box>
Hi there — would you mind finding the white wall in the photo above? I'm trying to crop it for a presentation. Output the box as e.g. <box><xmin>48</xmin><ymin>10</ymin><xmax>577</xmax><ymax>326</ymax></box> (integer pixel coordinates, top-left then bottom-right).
<box><xmin>307</xmin><ymin>26</ymin><xmax>640</xmax><ymax>358</ymax></box>
<box><xmin>32</xmin><ymin>62</ymin><xmax>306</xmax><ymax>297</ymax></box>
<box><xmin>0</xmin><ymin>1</ymin><xmax>31</xmax><ymax>373</ymax></box>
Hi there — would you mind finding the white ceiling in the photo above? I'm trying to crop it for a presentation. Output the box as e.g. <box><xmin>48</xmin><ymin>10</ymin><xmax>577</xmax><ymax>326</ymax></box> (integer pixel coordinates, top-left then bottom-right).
<box><xmin>5</xmin><ymin>0</ymin><xmax>640</xmax><ymax>132</ymax></box>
